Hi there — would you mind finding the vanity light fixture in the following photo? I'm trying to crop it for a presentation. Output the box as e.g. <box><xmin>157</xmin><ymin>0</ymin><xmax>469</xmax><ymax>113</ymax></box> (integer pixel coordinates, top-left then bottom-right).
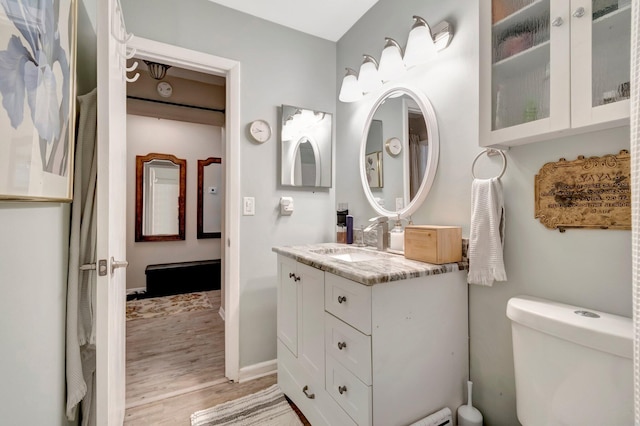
<box><xmin>358</xmin><ymin>55</ymin><xmax>383</xmax><ymax>94</ymax></box>
<box><xmin>338</xmin><ymin>15</ymin><xmax>454</xmax><ymax>103</ymax></box>
<box><xmin>143</xmin><ymin>60</ymin><xmax>171</xmax><ymax>80</ymax></box>
<box><xmin>378</xmin><ymin>38</ymin><xmax>405</xmax><ymax>82</ymax></box>
<box><xmin>338</xmin><ymin>68</ymin><xmax>363</xmax><ymax>102</ymax></box>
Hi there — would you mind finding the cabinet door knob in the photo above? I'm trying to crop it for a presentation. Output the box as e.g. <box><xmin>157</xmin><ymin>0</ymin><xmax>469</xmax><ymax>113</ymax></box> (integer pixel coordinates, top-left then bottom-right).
<box><xmin>338</xmin><ymin>385</ymin><xmax>348</xmax><ymax>395</ymax></box>
<box><xmin>338</xmin><ymin>295</ymin><xmax>347</xmax><ymax>304</ymax></box>
<box><xmin>338</xmin><ymin>341</ymin><xmax>347</xmax><ymax>350</ymax></box>
<box><xmin>552</xmin><ymin>16</ymin><xmax>564</xmax><ymax>26</ymax></box>
<box><xmin>302</xmin><ymin>385</ymin><xmax>315</xmax><ymax>399</ymax></box>
<box><xmin>572</xmin><ymin>7</ymin><xmax>585</xmax><ymax>18</ymax></box>
<box><xmin>288</xmin><ymin>272</ymin><xmax>300</xmax><ymax>282</ymax></box>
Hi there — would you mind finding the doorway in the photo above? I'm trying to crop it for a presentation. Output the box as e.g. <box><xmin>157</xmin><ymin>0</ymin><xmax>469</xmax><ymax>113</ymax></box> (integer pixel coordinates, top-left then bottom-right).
<box><xmin>124</xmin><ymin>57</ymin><xmax>227</xmax><ymax>410</ymax></box>
<box><xmin>125</xmin><ymin>37</ymin><xmax>241</xmax><ymax>385</ymax></box>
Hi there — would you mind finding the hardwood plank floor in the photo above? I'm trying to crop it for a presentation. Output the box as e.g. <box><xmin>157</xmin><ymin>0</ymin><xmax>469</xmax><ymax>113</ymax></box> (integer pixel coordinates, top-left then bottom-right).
<box><xmin>124</xmin><ymin>290</ymin><xmax>309</xmax><ymax>425</ymax></box>
<box><xmin>124</xmin><ymin>374</ymin><xmax>278</xmax><ymax>425</ymax></box>
<box><xmin>126</xmin><ymin>291</ymin><xmax>225</xmax><ymax>408</ymax></box>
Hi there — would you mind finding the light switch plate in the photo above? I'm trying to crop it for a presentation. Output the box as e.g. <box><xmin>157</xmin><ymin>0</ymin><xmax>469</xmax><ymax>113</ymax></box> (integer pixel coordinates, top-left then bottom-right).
<box><xmin>395</xmin><ymin>197</ymin><xmax>404</xmax><ymax>211</ymax></box>
<box><xmin>243</xmin><ymin>197</ymin><xmax>255</xmax><ymax>216</ymax></box>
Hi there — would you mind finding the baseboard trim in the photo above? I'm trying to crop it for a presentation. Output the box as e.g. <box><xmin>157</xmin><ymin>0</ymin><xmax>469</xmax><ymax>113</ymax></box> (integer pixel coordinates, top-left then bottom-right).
<box><xmin>126</xmin><ymin>286</ymin><xmax>146</xmax><ymax>296</ymax></box>
<box><xmin>219</xmin><ymin>306</ymin><xmax>225</xmax><ymax>321</ymax></box>
<box><xmin>238</xmin><ymin>359</ymin><xmax>277</xmax><ymax>383</ymax></box>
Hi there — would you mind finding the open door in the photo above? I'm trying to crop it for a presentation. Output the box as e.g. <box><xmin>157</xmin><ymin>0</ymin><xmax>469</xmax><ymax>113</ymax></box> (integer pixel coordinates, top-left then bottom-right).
<box><xmin>95</xmin><ymin>0</ymin><xmax>129</xmax><ymax>424</ymax></box>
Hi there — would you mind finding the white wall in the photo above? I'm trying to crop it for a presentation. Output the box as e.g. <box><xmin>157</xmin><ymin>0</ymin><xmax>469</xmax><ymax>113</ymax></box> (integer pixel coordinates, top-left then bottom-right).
<box><xmin>126</xmin><ymin>115</ymin><xmax>222</xmax><ymax>290</ymax></box>
<box><xmin>337</xmin><ymin>1</ymin><xmax>631</xmax><ymax>425</ymax></box>
<box><xmin>0</xmin><ymin>203</ymin><xmax>71</xmax><ymax>425</ymax></box>
<box><xmin>0</xmin><ymin>0</ymin><xmax>94</xmax><ymax>422</ymax></box>
<box><xmin>121</xmin><ymin>0</ymin><xmax>337</xmax><ymax>367</ymax></box>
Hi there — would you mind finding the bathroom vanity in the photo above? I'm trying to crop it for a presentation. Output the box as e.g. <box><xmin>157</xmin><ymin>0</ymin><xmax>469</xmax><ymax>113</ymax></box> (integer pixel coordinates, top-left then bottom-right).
<box><xmin>273</xmin><ymin>244</ymin><xmax>469</xmax><ymax>426</ymax></box>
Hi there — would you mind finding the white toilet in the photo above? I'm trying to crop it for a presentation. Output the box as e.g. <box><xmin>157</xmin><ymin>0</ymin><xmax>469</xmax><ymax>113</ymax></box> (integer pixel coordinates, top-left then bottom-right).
<box><xmin>507</xmin><ymin>295</ymin><xmax>633</xmax><ymax>426</ymax></box>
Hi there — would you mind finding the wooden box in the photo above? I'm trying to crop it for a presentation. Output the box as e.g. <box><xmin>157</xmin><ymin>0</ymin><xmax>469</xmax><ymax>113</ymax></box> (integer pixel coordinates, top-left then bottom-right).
<box><xmin>404</xmin><ymin>225</ymin><xmax>462</xmax><ymax>264</ymax></box>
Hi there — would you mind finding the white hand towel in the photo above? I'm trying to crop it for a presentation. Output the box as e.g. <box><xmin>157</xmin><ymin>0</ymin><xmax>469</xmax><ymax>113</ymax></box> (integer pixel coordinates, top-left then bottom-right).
<box><xmin>468</xmin><ymin>177</ymin><xmax>507</xmax><ymax>286</ymax></box>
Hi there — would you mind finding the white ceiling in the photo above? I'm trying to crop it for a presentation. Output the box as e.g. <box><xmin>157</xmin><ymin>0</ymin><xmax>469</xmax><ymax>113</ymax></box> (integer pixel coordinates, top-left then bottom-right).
<box><xmin>206</xmin><ymin>0</ymin><xmax>380</xmax><ymax>42</ymax></box>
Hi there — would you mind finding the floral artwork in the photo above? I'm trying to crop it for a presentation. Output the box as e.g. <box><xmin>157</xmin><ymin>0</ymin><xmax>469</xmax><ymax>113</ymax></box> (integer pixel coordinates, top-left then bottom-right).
<box><xmin>0</xmin><ymin>0</ymin><xmax>76</xmax><ymax>201</ymax></box>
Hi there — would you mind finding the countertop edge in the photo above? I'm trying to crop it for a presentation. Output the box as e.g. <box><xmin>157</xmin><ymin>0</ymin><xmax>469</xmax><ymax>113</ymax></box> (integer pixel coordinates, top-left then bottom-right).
<box><xmin>273</xmin><ymin>243</ymin><xmax>468</xmax><ymax>286</ymax></box>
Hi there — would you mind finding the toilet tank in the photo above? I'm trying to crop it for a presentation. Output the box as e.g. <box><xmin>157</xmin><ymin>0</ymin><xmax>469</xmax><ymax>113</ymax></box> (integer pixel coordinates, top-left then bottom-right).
<box><xmin>506</xmin><ymin>296</ymin><xmax>632</xmax><ymax>426</ymax></box>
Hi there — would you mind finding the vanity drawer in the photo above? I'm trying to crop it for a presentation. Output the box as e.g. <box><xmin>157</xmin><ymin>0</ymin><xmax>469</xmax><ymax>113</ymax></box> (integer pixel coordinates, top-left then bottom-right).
<box><xmin>325</xmin><ymin>313</ymin><xmax>372</xmax><ymax>385</ymax></box>
<box><xmin>325</xmin><ymin>273</ymin><xmax>372</xmax><ymax>335</ymax></box>
<box><xmin>326</xmin><ymin>355</ymin><xmax>372</xmax><ymax>426</ymax></box>
<box><xmin>278</xmin><ymin>341</ymin><xmax>356</xmax><ymax>426</ymax></box>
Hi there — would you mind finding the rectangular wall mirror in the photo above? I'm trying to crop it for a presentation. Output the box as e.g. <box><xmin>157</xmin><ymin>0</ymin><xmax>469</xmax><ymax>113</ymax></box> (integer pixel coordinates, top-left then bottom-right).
<box><xmin>280</xmin><ymin>105</ymin><xmax>332</xmax><ymax>188</ymax></box>
<box><xmin>197</xmin><ymin>157</ymin><xmax>222</xmax><ymax>239</ymax></box>
<box><xmin>135</xmin><ymin>153</ymin><xmax>186</xmax><ymax>242</ymax></box>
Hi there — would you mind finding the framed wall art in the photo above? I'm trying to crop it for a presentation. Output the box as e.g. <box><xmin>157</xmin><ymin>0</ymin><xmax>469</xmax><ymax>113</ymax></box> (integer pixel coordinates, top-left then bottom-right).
<box><xmin>0</xmin><ymin>0</ymin><xmax>77</xmax><ymax>201</ymax></box>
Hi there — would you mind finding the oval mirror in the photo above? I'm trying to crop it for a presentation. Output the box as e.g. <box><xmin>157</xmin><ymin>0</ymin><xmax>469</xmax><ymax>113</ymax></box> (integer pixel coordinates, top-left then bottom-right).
<box><xmin>359</xmin><ymin>83</ymin><xmax>439</xmax><ymax>218</ymax></box>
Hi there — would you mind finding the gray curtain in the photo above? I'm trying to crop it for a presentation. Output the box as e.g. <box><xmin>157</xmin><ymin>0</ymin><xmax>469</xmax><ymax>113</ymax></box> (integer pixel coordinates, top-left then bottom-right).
<box><xmin>65</xmin><ymin>88</ymin><xmax>98</xmax><ymax>426</ymax></box>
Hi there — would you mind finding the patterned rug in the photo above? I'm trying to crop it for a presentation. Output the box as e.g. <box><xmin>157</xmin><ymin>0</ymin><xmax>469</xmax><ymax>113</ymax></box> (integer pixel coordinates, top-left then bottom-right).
<box><xmin>126</xmin><ymin>291</ymin><xmax>214</xmax><ymax>320</ymax></box>
<box><xmin>191</xmin><ymin>384</ymin><xmax>303</xmax><ymax>426</ymax></box>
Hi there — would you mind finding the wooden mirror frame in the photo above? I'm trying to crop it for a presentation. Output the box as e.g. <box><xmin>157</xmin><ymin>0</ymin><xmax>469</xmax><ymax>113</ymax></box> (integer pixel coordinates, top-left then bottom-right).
<box><xmin>135</xmin><ymin>153</ymin><xmax>187</xmax><ymax>242</ymax></box>
<box><xmin>197</xmin><ymin>157</ymin><xmax>222</xmax><ymax>239</ymax></box>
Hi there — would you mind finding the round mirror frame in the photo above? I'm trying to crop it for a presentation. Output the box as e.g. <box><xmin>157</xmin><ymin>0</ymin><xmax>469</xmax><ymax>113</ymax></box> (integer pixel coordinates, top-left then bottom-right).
<box><xmin>359</xmin><ymin>83</ymin><xmax>440</xmax><ymax>219</ymax></box>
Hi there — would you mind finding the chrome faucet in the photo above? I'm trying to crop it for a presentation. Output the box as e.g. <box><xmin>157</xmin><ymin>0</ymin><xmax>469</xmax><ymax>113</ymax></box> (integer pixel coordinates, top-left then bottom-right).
<box><xmin>363</xmin><ymin>216</ymin><xmax>389</xmax><ymax>251</ymax></box>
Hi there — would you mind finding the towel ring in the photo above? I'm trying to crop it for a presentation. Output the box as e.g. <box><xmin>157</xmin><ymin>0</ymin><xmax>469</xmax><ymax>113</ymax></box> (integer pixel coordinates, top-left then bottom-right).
<box><xmin>471</xmin><ymin>149</ymin><xmax>507</xmax><ymax>180</ymax></box>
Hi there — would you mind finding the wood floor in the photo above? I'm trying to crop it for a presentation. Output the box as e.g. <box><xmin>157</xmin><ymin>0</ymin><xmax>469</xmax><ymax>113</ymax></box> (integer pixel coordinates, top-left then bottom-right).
<box><xmin>124</xmin><ymin>290</ymin><xmax>277</xmax><ymax>425</ymax></box>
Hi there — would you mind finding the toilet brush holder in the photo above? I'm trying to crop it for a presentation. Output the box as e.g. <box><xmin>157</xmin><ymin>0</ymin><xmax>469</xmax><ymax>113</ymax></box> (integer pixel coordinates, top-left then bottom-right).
<box><xmin>457</xmin><ymin>381</ymin><xmax>483</xmax><ymax>426</ymax></box>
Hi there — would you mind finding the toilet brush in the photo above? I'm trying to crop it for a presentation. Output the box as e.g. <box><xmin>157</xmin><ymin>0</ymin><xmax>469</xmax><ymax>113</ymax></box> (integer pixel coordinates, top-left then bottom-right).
<box><xmin>457</xmin><ymin>380</ymin><xmax>483</xmax><ymax>426</ymax></box>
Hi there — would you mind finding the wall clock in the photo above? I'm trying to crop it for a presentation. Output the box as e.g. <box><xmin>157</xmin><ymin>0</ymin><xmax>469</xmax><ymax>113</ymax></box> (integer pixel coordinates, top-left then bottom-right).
<box><xmin>385</xmin><ymin>137</ymin><xmax>402</xmax><ymax>157</ymax></box>
<box><xmin>156</xmin><ymin>81</ymin><xmax>173</xmax><ymax>98</ymax></box>
<box><xmin>249</xmin><ymin>119</ymin><xmax>272</xmax><ymax>143</ymax></box>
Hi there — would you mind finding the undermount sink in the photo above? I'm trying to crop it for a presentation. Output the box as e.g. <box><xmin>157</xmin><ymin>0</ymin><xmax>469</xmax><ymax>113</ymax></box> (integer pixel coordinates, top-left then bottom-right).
<box><xmin>310</xmin><ymin>247</ymin><xmax>381</xmax><ymax>263</ymax></box>
<box><xmin>328</xmin><ymin>251</ymin><xmax>380</xmax><ymax>262</ymax></box>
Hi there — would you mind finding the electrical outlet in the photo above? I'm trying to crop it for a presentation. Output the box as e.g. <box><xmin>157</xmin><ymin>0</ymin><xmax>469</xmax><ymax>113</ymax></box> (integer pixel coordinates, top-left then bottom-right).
<box><xmin>243</xmin><ymin>197</ymin><xmax>255</xmax><ymax>216</ymax></box>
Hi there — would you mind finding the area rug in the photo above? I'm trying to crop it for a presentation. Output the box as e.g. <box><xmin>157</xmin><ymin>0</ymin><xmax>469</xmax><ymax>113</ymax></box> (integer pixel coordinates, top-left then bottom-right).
<box><xmin>190</xmin><ymin>384</ymin><xmax>303</xmax><ymax>426</ymax></box>
<box><xmin>126</xmin><ymin>291</ymin><xmax>213</xmax><ymax>320</ymax></box>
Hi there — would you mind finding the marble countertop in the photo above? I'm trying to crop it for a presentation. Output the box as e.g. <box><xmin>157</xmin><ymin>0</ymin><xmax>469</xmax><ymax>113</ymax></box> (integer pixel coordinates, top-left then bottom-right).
<box><xmin>272</xmin><ymin>243</ymin><xmax>468</xmax><ymax>286</ymax></box>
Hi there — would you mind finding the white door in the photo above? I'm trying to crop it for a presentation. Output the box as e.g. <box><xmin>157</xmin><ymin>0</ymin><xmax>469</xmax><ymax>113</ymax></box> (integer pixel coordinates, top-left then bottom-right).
<box><xmin>95</xmin><ymin>0</ymin><xmax>129</xmax><ymax>424</ymax></box>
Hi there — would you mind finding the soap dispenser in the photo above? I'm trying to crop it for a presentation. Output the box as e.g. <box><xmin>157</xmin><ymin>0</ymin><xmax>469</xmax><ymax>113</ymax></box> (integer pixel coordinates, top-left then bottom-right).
<box><xmin>389</xmin><ymin>214</ymin><xmax>406</xmax><ymax>253</ymax></box>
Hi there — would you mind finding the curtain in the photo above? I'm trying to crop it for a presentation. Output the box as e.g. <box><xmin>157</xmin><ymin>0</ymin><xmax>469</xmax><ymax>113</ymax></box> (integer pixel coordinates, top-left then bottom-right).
<box><xmin>631</xmin><ymin>1</ymin><xmax>640</xmax><ymax>423</ymax></box>
<box><xmin>409</xmin><ymin>133</ymin><xmax>429</xmax><ymax>199</ymax></box>
<box><xmin>66</xmin><ymin>88</ymin><xmax>98</xmax><ymax>426</ymax></box>
<box><xmin>409</xmin><ymin>133</ymin><xmax>421</xmax><ymax>199</ymax></box>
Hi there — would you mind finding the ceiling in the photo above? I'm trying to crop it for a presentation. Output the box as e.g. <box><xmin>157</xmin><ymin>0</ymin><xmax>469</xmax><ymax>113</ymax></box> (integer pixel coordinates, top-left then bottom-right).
<box><xmin>206</xmin><ymin>0</ymin><xmax>380</xmax><ymax>42</ymax></box>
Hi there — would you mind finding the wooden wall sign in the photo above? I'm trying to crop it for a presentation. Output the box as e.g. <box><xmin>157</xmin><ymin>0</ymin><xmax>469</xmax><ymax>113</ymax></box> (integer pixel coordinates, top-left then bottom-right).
<box><xmin>534</xmin><ymin>150</ymin><xmax>630</xmax><ymax>232</ymax></box>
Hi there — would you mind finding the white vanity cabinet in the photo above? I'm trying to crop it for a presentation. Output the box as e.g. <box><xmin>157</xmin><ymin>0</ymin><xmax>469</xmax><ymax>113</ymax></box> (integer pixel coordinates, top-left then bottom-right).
<box><xmin>276</xmin><ymin>254</ymin><xmax>469</xmax><ymax>426</ymax></box>
<box><xmin>480</xmin><ymin>0</ymin><xmax>631</xmax><ymax>147</ymax></box>
<box><xmin>277</xmin><ymin>256</ymin><xmax>357</xmax><ymax>426</ymax></box>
